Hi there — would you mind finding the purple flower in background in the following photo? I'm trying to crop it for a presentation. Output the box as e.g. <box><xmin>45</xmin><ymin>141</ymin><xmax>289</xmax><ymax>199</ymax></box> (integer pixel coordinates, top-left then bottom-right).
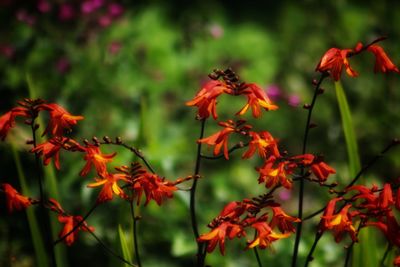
<box><xmin>108</xmin><ymin>41</ymin><xmax>122</xmax><ymax>55</ymax></box>
<box><xmin>287</xmin><ymin>94</ymin><xmax>301</xmax><ymax>107</ymax></box>
<box><xmin>92</xmin><ymin>0</ymin><xmax>104</xmax><ymax>9</ymax></box>
<box><xmin>108</xmin><ymin>3</ymin><xmax>124</xmax><ymax>18</ymax></box>
<box><xmin>209</xmin><ymin>24</ymin><xmax>224</xmax><ymax>39</ymax></box>
<box><xmin>56</xmin><ymin>57</ymin><xmax>71</xmax><ymax>74</ymax></box>
<box><xmin>265</xmin><ymin>84</ymin><xmax>281</xmax><ymax>102</ymax></box>
<box><xmin>59</xmin><ymin>4</ymin><xmax>75</xmax><ymax>21</ymax></box>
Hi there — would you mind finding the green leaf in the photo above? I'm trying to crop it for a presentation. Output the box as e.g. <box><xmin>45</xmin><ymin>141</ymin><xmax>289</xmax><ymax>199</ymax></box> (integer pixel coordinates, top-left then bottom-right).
<box><xmin>11</xmin><ymin>144</ymin><xmax>49</xmax><ymax>267</ymax></box>
<box><xmin>118</xmin><ymin>224</ymin><xmax>133</xmax><ymax>267</ymax></box>
<box><xmin>335</xmin><ymin>81</ymin><xmax>379</xmax><ymax>267</ymax></box>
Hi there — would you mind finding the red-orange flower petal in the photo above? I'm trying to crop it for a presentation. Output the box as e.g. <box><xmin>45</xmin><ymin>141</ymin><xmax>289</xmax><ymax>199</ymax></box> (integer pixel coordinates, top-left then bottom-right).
<box><xmin>236</xmin><ymin>83</ymin><xmax>278</xmax><ymax>118</ymax></box>
<box><xmin>367</xmin><ymin>44</ymin><xmax>400</xmax><ymax>74</ymax></box>
<box><xmin>2</xmin><ymin>183</ymin><xmax>31</xmax><ymax>212</ymax></box>
<box><xmin>133</xmin><ymin>173</ymin><xmax>177</xmax><ymax>206</ymax></box>
<box><xmin>316</xmin><ymin>48</ymin><xmax>358</xmax><ymax>81</ymax></box>
<box><xmin>80</xmin><ymin>145</ymin><xmax>116</xmax><ymax>177</ymax></box>
<box><xmin>38</xmin><ymin>103</ymin><xmax>84</xmax><ymax>136</ymax></box>
<box><xmin>87</xmin><ymin>173</ymin><xmax>129</xmax><ymax>203</ymax></box>
<box><xmin>242</xmin><ymin>131</ymin><xmax>279</xmax><ymax>159</ymax></box>
<box><xmin>247</xmin><ymin>221</ymin><xmax>290</xmax><ymax>249</ymax></box>
<box><xmin>310</xmin><ymin>161</ymin><xmax>336</xmax><ymax>182</ymax></box>
<box><xmin>58</xmin><ymin>215</ymin><xmax>94</xmax><ymax>246</ymax></box>
<box><xmin>0</xmin><ymin>107</ymin><xmax>30</xmax><ymax>140</ymax></box>
<box><xmin>186</xmin><ymin>80</ymin><xmax>232</xmax><ymax>119</ymax></box>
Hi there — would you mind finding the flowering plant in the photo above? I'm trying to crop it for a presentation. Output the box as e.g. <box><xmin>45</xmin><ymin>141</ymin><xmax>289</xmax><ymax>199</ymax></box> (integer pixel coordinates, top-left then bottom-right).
<box><xmin>1</xmin><ymin>37</ymin><xmax>400</xmax><ymax>267</ymax></box>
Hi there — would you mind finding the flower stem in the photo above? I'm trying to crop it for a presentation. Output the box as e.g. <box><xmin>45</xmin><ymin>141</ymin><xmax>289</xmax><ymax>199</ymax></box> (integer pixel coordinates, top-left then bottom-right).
<box><xmin>190</xmin><ymin>119</ymin><xmax>206</xmax><ymax>267</ymax></box>
<box><xmin>379</xmin><ymin>244</ymin><xmax>392</xmax><ymax>267</ymax></box>
<box><xmin>292</xmin><ymin>73</ymin><xmax>327</xmax><ymax>267</ymax></box>
<box><xmin>130</xmin><ymin>199</ymin><xmax>142</xmax><ymax>267</ymax></box>
<box><xmin>304</xmin><ymin>231</ymin><xmax>323</xmax><ymax>267</ymax></box>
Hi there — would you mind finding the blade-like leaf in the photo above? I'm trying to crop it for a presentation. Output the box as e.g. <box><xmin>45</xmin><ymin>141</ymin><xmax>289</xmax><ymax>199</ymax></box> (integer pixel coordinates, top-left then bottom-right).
<box><xmin>11</xmin><ymin>144</ymin><xmax>49</xmax><ymax>267</ymax></box>
<box><xmin>335</xmin><ymin>81</ymin><xmax>378</xmax><ymax>267</ymax></box>
<box><xmin>118</xmin><ymin>224</ymin><xmax>133</xmax><ymax>267</ymax></box>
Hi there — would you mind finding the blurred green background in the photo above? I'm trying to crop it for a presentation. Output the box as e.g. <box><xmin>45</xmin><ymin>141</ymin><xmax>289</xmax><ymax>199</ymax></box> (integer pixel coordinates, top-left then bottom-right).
<box><xmin>1</xmin><ymin>0</ymin><xmax>400</xmax><ymax>266</ymax></box>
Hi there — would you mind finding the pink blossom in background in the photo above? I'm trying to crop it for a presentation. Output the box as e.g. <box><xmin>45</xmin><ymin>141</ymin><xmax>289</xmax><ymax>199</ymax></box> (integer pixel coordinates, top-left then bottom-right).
<box><xmin>16</xmin><ymin>9</ymin><xmax>36</xmax><ymax>26</ymax></box>
<box><xmin>108</xmin><ymin>3</ymin><xmax>124</xmax><ymax>18</ymax></box>
<box><xmin>81</xmin><ymin>1</ymin><xmax>96</xmax><ymax>14</ymax></box>
<box><xmin>37</xmin><ymin>0</ymin><xmax>51</xmax><ymax>13</ymax></box>
<box><xmin>98</xmin><ymin>15</ymin><xmax>112</xmax><ymax>27</ymax></box>
<box><xmin>209</xmin><ymin>24</ymin><xmax>224</xmax><ymax>39</ymax></box>
<box><xmin>92</xmin><ymin>0</ymin><xmax>104</xmax><ymax>9</ymax></box>
<box><xmin>0</xmin><ymin>44</ymin><xmax>15</xmax><ymax>59</ymax></box>
<box><xmin>278</xmin><ymin>188</ymin><xmax>292</xmax><ymax>201</ymax></box>
<box><xmin>55</xmin><ymin>57</ymin><xmax>71</xmax><ymax>74</ymax></box>
<box><xmin>59</xmin><ymin>4</ymin><xmax>75</xmax><ymax>21</ymax></box>
<box><xmin>288</xmin><ymin>94</ymin><xmax>301</xmax><ymax>107</ymax></box>
<box><xmin>108</xmin><ymin>41</ymin><xmax>122</xmax><ymax>55</ymax></box>
<box><xmin>265</xmin><ymin>84</ymin><xmax>281</xmax><ymax>101</ymax></box>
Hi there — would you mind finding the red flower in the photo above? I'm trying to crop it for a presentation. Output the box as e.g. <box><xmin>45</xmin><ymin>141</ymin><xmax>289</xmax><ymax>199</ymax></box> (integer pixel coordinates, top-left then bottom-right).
<box><xmin>31</xmin><ymin>137</ymin><xmax>83</xmax><ymax>170</ymax></box>
<box><xmin>310</xmin><ymin>161</ymin><xmax>336</xmax><ymax>182</ymax></box>
<box><xmin>270</xmin><ymin>206</ymin><xmax>300</xmax><ymax>233</ymax></box>
<box><xmin>256</xmin><ymin>156</ymin><xmax>294</xmax><ymax>189</ymax></box>
<box><xmin>2</xmin><ymin>183</ymin><xmax>31</xmax><ymax>212</ymax></box>
<box><xmin>367</xmin><ymin>44</ymin><xmax>399</xmax><ymax>74</ymax></box>
<box><xmin>80</xmin><ymin>145</ymin><xmax>116</xmax><ymax>177</ymax></box>
<box><xmin>87</xmin><ymin>173</ymin><xmax>129</xmax><ymax>203</ymax></box>
<box><xmin>198</xmin><ymin>222</ymin><xmax>245</xmax><ymax>255</ymax></box>
<box><xmin>394</xmin><ymin>256</ymin><xmax>400</xmax><ymax>267</ymax></box>
<box><xmin>316</xmin><ymin>48</ymin><xmax>358</xmax><ymax>81</ymax></box>
<box><xmin>197</xmin><ymin>120</ymin><xmax>237</xmax><ymax>159</ymax></box>
<box><xmin>186</xmin><ymin>80</ymin><xmax>232</xmax><ymax>119</ymax></box>
<box><xmin>368</xmin><ymin>211</ymin><xmax>400</xmax><ymax>247</ymax></box>
<box><xmin>0</xmin><ymin>107</ymin><xmax>30</xmax><ymax>140</ymax></box>
<box><xmin>38</xmin><ymin>103</ymin><xmax>84</xmax><ymax>136</ymax></box>
<box><xmin>320</xmin><ymin>198</ymin><xmax>357</xmax><ymax>242</ymax></box>
<box><xmin>247</xmin><ymin>219</ymin><xmax>290</xmax><ymax>249</ymax></box>
<box><xmin>132</xmin><ymin>173</ymin><xmax>177</xmax><ymax>206</ymax></box>
<box><xmin>242</xmin><ymin>131</ymin><xmax>279</xmax><ymax>159</ymax></box>
<box><xmin>58</xmin><ymin>215</ymin><xmax>94</xmax><ymax>246</ymax></box>
<box><xmin>236</xmin><ymin>83</ymin><xmax>278</xmax><ymax>118</ymax></box>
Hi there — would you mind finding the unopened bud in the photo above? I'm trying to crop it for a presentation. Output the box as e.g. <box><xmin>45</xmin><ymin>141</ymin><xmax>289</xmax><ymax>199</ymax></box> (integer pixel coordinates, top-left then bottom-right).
<box><xmin>312</xmin><ymin>79</ymin><xmax>318</xmax><ymax>85</ymax></box>
<box><xmin>103</xmin><ymin>136</ymin><xmax>111</xmax><ymax>143</ymax></box>
<box><xmin>303</xmin><ymin>104</ymin><xmax>311</xmax><ymax>109</ymax></box>
<box><xmin>116</xmin><ymin>137</ymin><xmax>122</xmax><ymax>144</ymax></box>
<box><xmin>308</xmin><ymin>123</ymin><xmax>317</xmax><ymax>129</ymax></box>
<box><xmin>317</xmin><ymin>88</ymin><xmax>325</xmax><ymax>94</ymax></box>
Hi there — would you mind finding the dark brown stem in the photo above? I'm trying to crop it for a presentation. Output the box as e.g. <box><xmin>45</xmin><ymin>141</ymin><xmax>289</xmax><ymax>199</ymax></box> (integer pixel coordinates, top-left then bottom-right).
<box><xmin>130</xmin><ymin>198</ymin><xmax>142</xmax><ymax>267</ymax></box>
<box><xmin>190</xmin><ymin>119</ymin><xmax>206</xmax><ymax>267</ymax></box>
<box><xmin>200</xmin><ymin>142</ymin><xmax>249</xmax><ymax>160</ymax></box>
<box><xmin>292</xmin><ymin>73</ymin><xmax>328</xmax><ymax>267</ymax></box>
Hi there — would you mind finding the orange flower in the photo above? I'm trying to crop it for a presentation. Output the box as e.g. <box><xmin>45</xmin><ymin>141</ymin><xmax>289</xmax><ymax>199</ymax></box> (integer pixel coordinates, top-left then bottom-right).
<box><xmin>315</xmin><ymin>48</ymin><xmax>358</xmax><ymax>81</ymax></box>
<box><xmin>133</xmin><ymin>173</ymin><xmax>177</xmax><ymax>206</ymax></box>
<box><xmin>321</xmin><ymin>198</ymin><xmax>357</xmax><ymax>242</ymax></box>
<box><xmin>236</xmin><ymin>83</ymin><xmax>278</xmax><ymax>118</ymax></box>
<box><xmin>367</xmin><ymin>44</ymin><xmax>399</xmax><ymax>73</ymax></box>
<box><xmin>198</xmin><ymin>222</ymin><xmax>245</xmax><ymax>255</ymax></box>
<box><xmin>310</xmin><ymin>161</ymin><xmax>336</xmax><ymax>182</ymax></box>
<box><xmin>394</xmin><ymin>256</ymin><xmax>400</xmax><ymax>267</ymax></box>
<box><xmin>2</xmin><ymin>183</ymin><xmax>31</xmax><ymax>212</ymax></box>
<box><xmin>38</xmin><ymin>103</ymin><xmax>84</xmax><ymax>136</ymax></box>
<box><xmin>270</xmin><ymin>206</ymin><xmax>300</xmax><ymax>233</ymax></box>
<box><xmin>368</xmin><ymin>211</ymin><xmax>400</xmax><ymax>247</ymax></box>
<box><xmin>197</xmin><ymin>120</ymin><xmax>237</xmax><ymax>159</ymax></box>
<box><xmin>58</xmin><ymin>215</ymin><xmax>94</xmax><ymax>246</ymax></box>
<box><xmin>87</xmin><ymin>173</ymin><xmax>129</xmax><ymax>203</ymax></box>
<box><xmin>247</xmin><ymin>220</ymin><xmax>290</xmax><ymax>249</ymax></box>
<box><xmin>186</xmin><ymin>80</ymin><xmax>232</xmax><ymax>119</ymax></box>
<box><xmin>256</xmin><ymin>156</ymin><xmax>294</xmax><ymax>189</ymax></box>
<box><xmin>0</xmin><ymin>107</ymin><xmax>30</xmax><ymax>140</ymax></box>
<box><xmin>242</xmin><ymin>131</ymin><xmax>279</xmax><ymax>159</ymax></box>
<box><xmin>80</xmin><ymin>145</ymin><xmax>116</xmax><ymax>177</ymax></box>
<box><xmin>31</xmin><ymin>137</ymin><xmax>83</xmax><ymax>170</ymax></box>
